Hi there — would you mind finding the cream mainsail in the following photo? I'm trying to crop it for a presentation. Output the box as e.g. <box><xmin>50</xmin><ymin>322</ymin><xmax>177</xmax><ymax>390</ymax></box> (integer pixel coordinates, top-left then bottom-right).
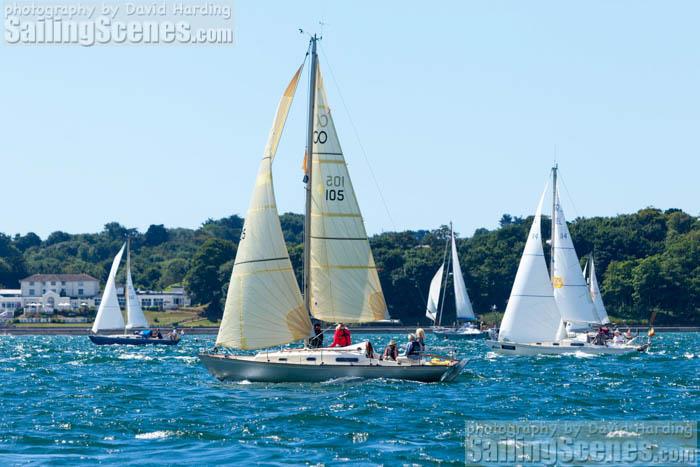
<box><xmin>125</xmin><ymin>244</ymin><xmax>148</xmax><ymax>330</ymax></box>
<box><xmin>307</xmin><ymin>64</ymin><xmax>388</xmax><ymax>323</ymax></box>
<box><xmin>92</xmin><ymin>243</ymin><xmax>126</xmax><ymax>333</ymax></box>
<box><xmin>552</xmin><ymin>192</ymin><xmax>600</xmax><ymax>324</ymax></box>
<box><xmin>499</xmin><ymin>184</ymin><xmax>562</xmax><ymax>343</ymax></box>
<box><xmin>216</xmin><ymin>66</ymin><xmax>313</xmax><ymax>350</ymax></box>
<box><xmin>425</xmin><ymin>265</ymin><xmax>444</xmax><ymax>322</ymax></box>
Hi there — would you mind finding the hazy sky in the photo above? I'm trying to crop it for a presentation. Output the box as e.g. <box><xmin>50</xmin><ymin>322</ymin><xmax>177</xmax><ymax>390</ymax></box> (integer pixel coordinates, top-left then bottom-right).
<box><xmin>2</xmin><ymin>1</ymin><xmax>698</xmax><ymax>239</ymax></box>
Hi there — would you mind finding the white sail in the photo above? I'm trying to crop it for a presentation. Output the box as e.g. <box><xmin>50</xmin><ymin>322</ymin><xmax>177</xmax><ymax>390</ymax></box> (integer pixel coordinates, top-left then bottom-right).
<box><xmin>552</xmin><ymin>192</ymin><xmax>601</xmax><ymax>324</ymax></box>
<box><xmin>125</xmin><ymin>247</ymin><xmax>148</xmax><ymax>329</ymax></box>
<box><xmin>92</xmin><ymin>243</ymin><xmax>126</xmax><ymax>333</ymax></box>
<box><xmin>216</xmin><ymin>66</ymin><xmax>313</xmax><ymax>350</ymax></box>
<box><xmin>425</xmin><ymin>265</ymin><xmax>444</xmax><ymax>322</ymax></box>
<box><xmin>308</xmin><ymin>64</ymin><xmax>388</xmax><ymax>323</ymax></box>
<box><xmin>499</xmin><ymin>184</ymin><xmax>562</xmax><ymax>343</ymax></box>
<box><xmin>451</xmin><ymin>231</ymin><xmax>475</xmax><ymax>320</ymax></box>
<box><xmin>589</xmin><ymin>258</ymin><xmax>610</xmax><ymax>324</ymax></box>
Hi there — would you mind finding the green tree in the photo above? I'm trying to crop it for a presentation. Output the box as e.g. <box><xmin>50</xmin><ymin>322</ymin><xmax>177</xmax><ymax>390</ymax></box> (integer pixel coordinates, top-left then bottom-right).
<box><xmin>185</xmin><ymin>238</ymin><xmax>236</xmax><ymax>319</ymax></box>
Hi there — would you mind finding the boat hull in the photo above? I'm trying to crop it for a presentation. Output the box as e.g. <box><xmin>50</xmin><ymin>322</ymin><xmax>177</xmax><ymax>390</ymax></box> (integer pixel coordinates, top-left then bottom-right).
<box><xmin>485</xmin><ymin>339</ymin><xmax>647</xmax><ymax>355</ymax></box>
<box><xmin>89</xmin><ymin>335</ymin><xmax>180</xmax><ymax>346</ymax></box>
<box><xmin>199</xmin><ymin>353</ymin><xmax>467</xmax><ymax>383</ymax></box>
<box><xmin>433</xmin><ymin>330</ymin><xmax>487</xmax><ymax>340</ymax></box>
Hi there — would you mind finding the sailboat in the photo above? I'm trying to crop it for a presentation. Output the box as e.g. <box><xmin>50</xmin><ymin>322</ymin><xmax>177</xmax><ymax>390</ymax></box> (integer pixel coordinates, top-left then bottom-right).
<box><xmin>199</xmin><ymin>35</ymin><xmax>466</xmax><ymax>383</ymax></box>
<box><xmin>583</xmin><ymin>255</ymin><xmax>610</xmax><ymax>325</ymax></box>
<box><xmin>486</xmin><ymin>165</ymin><xmax>648</xmax><ymax>355</ymax></box>
<box><xmin>426</xmin><ymin>224</ymin><xmax>485</xmax><ymax>339</ymax></box>
<box><xmin>89</xmin><ymin>240</ymin><xmax>180</xmax><ymax>346</ymax></box>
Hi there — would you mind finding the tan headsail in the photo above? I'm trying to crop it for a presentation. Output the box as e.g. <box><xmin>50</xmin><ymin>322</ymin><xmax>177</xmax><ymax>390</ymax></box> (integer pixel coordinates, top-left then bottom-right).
<box><xmin>216</xmin><ymin>66</ymin><xmax>312</xmax><ymax>349</ymax></box>
<box><xmin>307</xmin><ymin>64</ymin><xmax>388</xmax><ymax>323</ymax></box>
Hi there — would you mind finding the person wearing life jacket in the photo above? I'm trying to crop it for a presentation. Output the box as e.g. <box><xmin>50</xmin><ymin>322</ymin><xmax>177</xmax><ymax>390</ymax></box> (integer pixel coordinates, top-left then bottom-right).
<box><xmin>330</xmin><ymin>323</ymin><xmax>352</xmax><ymax>347</ymax></box>
<box><xmin>415</xmin><ymin>328</ymin><xmax>426</xmax><ymax>352</ymax></box>
<box><xmin>403</xmin><ymin>334</ymin><xmax>421</xmax><ymax>360</ymax></box>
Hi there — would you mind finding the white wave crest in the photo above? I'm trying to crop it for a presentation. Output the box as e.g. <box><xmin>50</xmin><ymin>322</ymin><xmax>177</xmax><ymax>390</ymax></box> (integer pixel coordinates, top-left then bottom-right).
<box><xmin>606</xmin><ymin>430</ymin><xmax>640</xmax><ymax>438</ymax></box>
<box><xmin>135</xmin><ymin>430</ymin><xmax>177</xmax><ymax>440</ymax></box>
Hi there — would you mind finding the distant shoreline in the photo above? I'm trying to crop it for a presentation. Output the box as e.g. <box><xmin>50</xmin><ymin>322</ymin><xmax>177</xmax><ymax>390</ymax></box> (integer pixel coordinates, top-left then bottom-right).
<box><xmin>1</xmin><ymin>326</ymin><xmax>698</xmax><ymax>336</ymax></box>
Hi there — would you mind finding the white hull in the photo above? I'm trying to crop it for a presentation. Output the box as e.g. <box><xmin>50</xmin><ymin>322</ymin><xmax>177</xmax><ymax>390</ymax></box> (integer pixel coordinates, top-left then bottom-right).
<box><xmin>199</xmin><ymin>342</ymin><xmax>467</xmax><ymax>383</ymax></box>
<box><xmin>485</xmin><ymin>339</ymin><xmax>648</xmax><ymax>356</ymax></box>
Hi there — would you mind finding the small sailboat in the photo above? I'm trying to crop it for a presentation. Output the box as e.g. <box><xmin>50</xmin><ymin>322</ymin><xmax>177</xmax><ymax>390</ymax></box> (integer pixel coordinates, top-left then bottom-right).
<box><xmin>486</xmin><ymin>165</ymin><xmax>648</xmax><ymax>355</ymax></box>
<box><xmin>199</xmin><ymin>35</ymin><xmax>466</xmax><ymax>383</ymax></box>
<box><xmin>427</xmin><ymin>224</ymin><xmax>486</xmax><ymax>339</ymax></box>
<box><xmin>89</xmin><ymin>240</ymin><xmax>180</xmax><ymax>346</ymax></box>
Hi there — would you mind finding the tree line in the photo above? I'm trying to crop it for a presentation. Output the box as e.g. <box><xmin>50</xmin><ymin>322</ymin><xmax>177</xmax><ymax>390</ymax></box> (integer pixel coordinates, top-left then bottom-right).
<box><xmin>0</xmin><ymin>208</ymin><xmax>697</xmax><ymax>324</ymax></box>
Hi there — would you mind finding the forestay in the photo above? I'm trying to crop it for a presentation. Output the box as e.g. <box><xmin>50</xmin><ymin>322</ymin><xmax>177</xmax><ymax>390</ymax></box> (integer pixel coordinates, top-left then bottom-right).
<box><xmin>92</xmin><ymin>243</ymin><xmax>126</xmax><ymax>333</ymax></box>
<box><xmin>499</xmin><ymin>184</ymin><xmax>562</xmax><ymax>343</ymax></box>
<box><xmin>451</xmin><ymin>232</ymin><xmax>475</xmax><ymax>320</ymax></box>
<box><xmin>425</xmin><ymin>265</ymin><xmax>444</xmax><ymax>322</ymax></box>
<box><xmin>589</xmin><ymin>258</ymin><xmax>610</xmax><ymax>324</ymax></box>
<box><xmin>552</xmin><ymin>192</ymin><xmax>601</xmax><ymax>324</ymax></box>
<box><xmin>216</xmin><ymin>66</ymin><xmax>312</xmax><ymax>350</ymax></box>
<box><xmin>308</xmin><ymin>64</ymin><xmax>388</xmax><ymax>323</ymax></box>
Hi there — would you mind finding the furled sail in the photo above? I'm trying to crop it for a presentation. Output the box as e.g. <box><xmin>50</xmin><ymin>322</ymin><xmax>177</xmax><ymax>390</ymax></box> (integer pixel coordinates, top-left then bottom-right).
<box><xmin>551</xmin><ymin>192</ymin><xmax>601</xmax><ymax>324</ymax></box>
<box><xmin>451</xmin><ymin>231</ymin><xmax>475</xmax><ymax>320</ymax></box>
<box><xmin>499</xmin><ymin>184</ymin><xmax>562</xmax><ymax>343</ymax></box>
<box><xmin>425</xmin><ymin>265</ymin><xmax>444</xmax><ymax>322</ymax></box>
<box><xmin>308</xmin><ymin>64</ymin><xmax>388</xmax><ymax>323</ymax></box>
<box><xmin>216</xmin><ymin>66</ymin><xmax>312</xmax><ymax>350</ymax></box>
<box><xmin>92</xmin><ymin>243</ymin><xmax>126</xmax><ymax>333</ymax></box>
<box><xmin>125</xmin><ymin>247</ymin><xmax>148</xmax><ymax>330</ymax></box>
<box><xmin>589</xmin><ymin>258</ymin><xmax>610</xmax><ymax>324</ymax></box>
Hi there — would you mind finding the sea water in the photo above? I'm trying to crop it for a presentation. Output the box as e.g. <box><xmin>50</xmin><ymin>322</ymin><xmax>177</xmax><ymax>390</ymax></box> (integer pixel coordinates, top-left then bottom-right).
<box><xmin>0</xmin><ymin>333</ymin><xmax>697</xmax><ymax>464</ymax></box>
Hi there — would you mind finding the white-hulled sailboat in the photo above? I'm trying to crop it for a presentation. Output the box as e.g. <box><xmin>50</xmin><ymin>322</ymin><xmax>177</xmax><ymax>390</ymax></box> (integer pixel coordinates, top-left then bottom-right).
<box><xmin>89</xmin><ymin>240</ymin><xmax>180</xmax><ymax>346</ymax></box>
<box><xmin>486</xmin><ymin>165</ymin><xmax>648</xmax><ymax>355</ymax></box>
<box><xmin>199</xmin><ymin>36</ymin><xmax>466</xmax><ymax>383</ymax></box>
<box><xmin>427</xmin><ymin>224</ymin><xmax>486</xmax><ymax>339</ymax></box>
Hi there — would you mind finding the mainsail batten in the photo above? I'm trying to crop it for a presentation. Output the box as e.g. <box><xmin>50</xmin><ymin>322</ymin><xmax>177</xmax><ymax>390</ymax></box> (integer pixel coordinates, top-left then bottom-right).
<box><xmin>308</xmin><ymin>64</ymin><xmax>388</xmax><ymax>323</ymax></box>
<box><xmin>92</xmin><ymin>243</ymin><xmax>126</xmax><ymax>333</ymax></box>
<box><xmin>216</xmin><ymin>66</ymin><xmax>312</xmax><ymax>350</ymax></box>
<box><xmin>498</xmin><ymin>184</ymin><xmax>562</xmax><ymax>343</ymax></box>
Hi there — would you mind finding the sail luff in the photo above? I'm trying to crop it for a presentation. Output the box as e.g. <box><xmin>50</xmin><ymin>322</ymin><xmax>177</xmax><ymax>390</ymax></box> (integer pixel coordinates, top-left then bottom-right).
<box><xmin>498</xmin><ymin>182</ymin><xmax>562</xmax><ymax>343</ymax></box>
<box><xmin>307</xmin><ymin>63</ymin><xmax>388</xmax><ymax>323</ymax></box>
<box><xmin>451</xmin><ymin>230</ymin><xmax>475</xmax><ymax>320</ymax></box>
<box><xmin>91</xmin><ymin>243</ymin><xmax>126</xmax><ymax>333</ymax></box>
<box><xmin>216</xmin><ymin>65</ymin><xmax>312</xmax><ymax>350</ymax></box>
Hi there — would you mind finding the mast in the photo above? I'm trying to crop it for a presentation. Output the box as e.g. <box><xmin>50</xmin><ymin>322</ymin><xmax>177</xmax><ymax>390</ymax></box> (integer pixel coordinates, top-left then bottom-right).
<box><xmin>550</xmin><ymin>164</ymin><xmax>558</xmax><ymax>279</ymax></box>
<box><xmin>437</xmin><ymin>222</ymin><xmax>453</xmax><ymax>326</ymax></box>
<box><xmin>124</xmin><ymin>237</ymin><xmax>130</xmax><ymax>335</ymax></box>
<box><xmin>303</xmin><ymin>35</ymin><xmax>319</xmax><ymax>315</ymax></box>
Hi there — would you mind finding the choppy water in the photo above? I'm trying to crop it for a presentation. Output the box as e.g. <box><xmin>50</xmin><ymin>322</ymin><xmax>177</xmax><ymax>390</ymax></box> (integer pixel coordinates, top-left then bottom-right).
<box><xmin>0</xmin><ymin>332</ymin><xmax>698</xmax><ymax>465</ymax></box>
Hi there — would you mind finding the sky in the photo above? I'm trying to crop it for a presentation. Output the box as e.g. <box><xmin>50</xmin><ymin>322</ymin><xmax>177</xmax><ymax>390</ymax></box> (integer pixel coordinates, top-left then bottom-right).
<box><xmin>1</xmin><ymin>1</ymin><xmax>698</xmax><ymax>239</ymax></box>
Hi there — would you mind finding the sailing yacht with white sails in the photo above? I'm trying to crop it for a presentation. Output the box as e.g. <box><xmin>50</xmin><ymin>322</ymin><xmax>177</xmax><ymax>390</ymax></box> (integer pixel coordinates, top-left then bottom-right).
<box><xmin>89</xmin><ymin>240</ymin><xmax>179</xmax><ymax>346</ymax></box>
<box><xmin>199</xmin><ymin>36</ymin><xmax>466</xmax><ymax>383</ymax></box>
<box><xmin>486</xmin><ymin>165</ymin><xmax>648</xmax><ymax>355</ymax></box>
<box><xmin>583</xmin><ymin>255</ymin><xmax>610</xmax><ymax>325</ymax></box>
<box><xmin>426</xmin><ymin>224</ymin><xmax>485</xmax><ymax>339</ymax></box>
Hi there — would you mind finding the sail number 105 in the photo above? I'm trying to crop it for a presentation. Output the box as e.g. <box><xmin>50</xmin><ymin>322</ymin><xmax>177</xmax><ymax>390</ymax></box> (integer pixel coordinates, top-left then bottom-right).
<box><xmin>325</xmin><ymin>175</ymin><xmax>345</xmax><ymax>201</ymax></box>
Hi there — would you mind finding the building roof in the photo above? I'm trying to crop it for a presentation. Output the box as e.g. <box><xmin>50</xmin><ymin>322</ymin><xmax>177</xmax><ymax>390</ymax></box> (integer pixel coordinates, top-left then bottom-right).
<box><xmin>21</xmin><ymin>274</ymin><xmax>99</xmax><ymax>283</ymax></box>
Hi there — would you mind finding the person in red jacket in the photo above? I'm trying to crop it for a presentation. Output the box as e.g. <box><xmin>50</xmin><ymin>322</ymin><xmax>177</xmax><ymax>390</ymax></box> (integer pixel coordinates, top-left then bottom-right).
<box><xmin>330</xmin><ymin>323</ymin><xmax>352</xmax><ymax>347</ymax></box>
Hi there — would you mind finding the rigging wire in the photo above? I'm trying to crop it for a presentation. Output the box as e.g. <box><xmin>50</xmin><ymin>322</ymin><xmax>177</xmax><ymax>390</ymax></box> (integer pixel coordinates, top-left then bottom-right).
<box><xmin>556</xmin><ymin>169</ymin><xmax>583</xmax><ymax>221</ymax></box>
<box><xmin>318</xmin><ymin>43</ymin><xmax>397</xmax><ymax>232</ymax></box>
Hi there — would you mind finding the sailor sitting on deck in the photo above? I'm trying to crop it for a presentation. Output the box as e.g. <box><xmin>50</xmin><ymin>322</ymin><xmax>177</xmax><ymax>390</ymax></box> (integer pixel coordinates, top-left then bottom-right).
<box><xmin>381</xmin><ymin>340</ymin><xmax>398</xmax><ymax>361</ymax></box>
<box><xmin>308</xmin><ymin>323</ymin><xmax>324</xmax><ymax>348</ymax></box>
<box><xmin>329</xmin><ymin>323</ymin><xmax>351</xmax><ymax>347</ymax></box>
<box><xmin>612</xmin><ymin>330</ymin><xmax>625</xmax><ymax>345</ymax></box>
<box><xmin>403</xmin><ymin>334</ymin><xmax>421</xmax><ymax>360</ymax></box>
